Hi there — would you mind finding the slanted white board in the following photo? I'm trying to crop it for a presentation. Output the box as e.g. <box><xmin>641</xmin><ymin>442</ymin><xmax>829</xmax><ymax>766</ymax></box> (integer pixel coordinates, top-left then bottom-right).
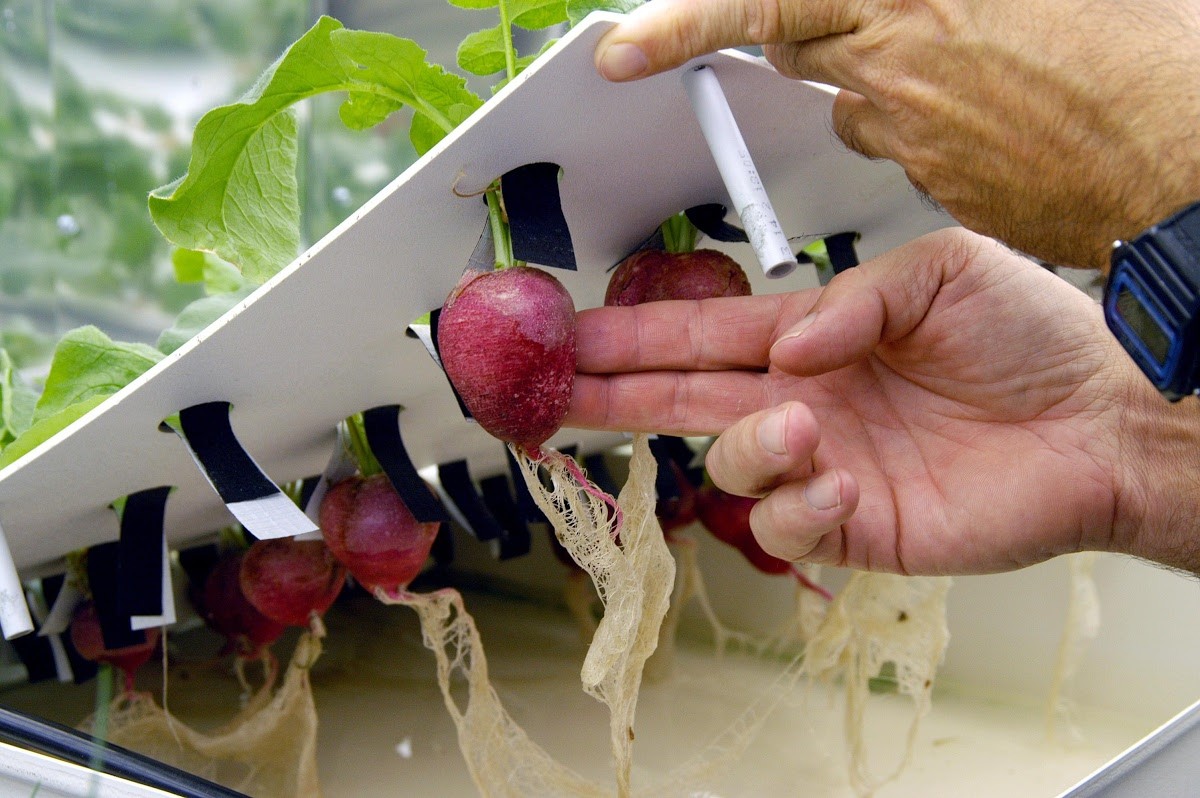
<box><xmin>0</xmin><ymin>13</ymin><xmax>952</xmax><ymax>573</ymax></box>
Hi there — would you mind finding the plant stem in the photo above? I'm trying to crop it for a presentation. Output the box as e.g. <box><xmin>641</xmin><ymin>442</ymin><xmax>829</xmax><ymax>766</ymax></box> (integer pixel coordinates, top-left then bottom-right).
<box><xmin>498</xmin><ymin>0</ymin><xmax>518</xmax><ymax>82</ymax></box>
<box><xmin>486</xmin><ymin>189</ymin><xmax>516</xmax><ymax>269</ymax></box>
<box><xmin>90</xmin><ymin>664</ymin><xmax>113</xmax><ymax>774</ymax></box>
<box><xmin>662</xmin><ymin>212</ymin><xmax>698</xmax><ymax>254</ymax></box>
<box><xmin>346</xmin><ymin>414</ymin><xmax>383</xmax><ymax>477</ymax></box>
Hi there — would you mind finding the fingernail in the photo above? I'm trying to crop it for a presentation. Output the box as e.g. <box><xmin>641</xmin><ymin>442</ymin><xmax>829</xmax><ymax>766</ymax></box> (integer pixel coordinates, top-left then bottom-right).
<box><xmin>598</xmin><ymin>42</ymin><xmax>648</xmax><ymax>81</ymax></box>
<box><xmin>777</xmin><ymin>312</ymin><xmax>817</xmax><ymax>344</ymax></box>
<box><xmin>804</xmin><ymin>471</ymin><xmax>842</xmax><ymax>511</ymax></box>
<box><xmin>757</xmin><ymin>406</ymin><xmax>789</xmax><ymax>456</ymax></box>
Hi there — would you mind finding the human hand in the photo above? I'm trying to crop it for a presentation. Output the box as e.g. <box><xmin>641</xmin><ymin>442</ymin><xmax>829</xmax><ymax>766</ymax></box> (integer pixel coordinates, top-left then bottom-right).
<box><xmin>565</xmin><ymin>228</ymin><xmax>1200</xmax><ymax>575</ymax></box>
<box><xmin>594</xmin><ymin>0</ymin><xmax>1200</xmax><ymax>269</ymax></box>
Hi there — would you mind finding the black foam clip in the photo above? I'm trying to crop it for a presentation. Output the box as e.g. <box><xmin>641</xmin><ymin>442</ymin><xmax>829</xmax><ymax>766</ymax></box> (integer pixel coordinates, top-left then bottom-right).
<box><xmin>117</xmin><ymin>486</ymin><xmax>173</xmax><ymax>626</ymax></box>
<box><xmin>361</xmin><ymin>406</ymin><xmax>449</xmax><ymax>526</ymax></box>
<box><xmin>86</xmin><ymin>542</ymin><xmax>146</xmax><ymax>651</ymax></box>
<box><xmin>479</xmin><ymin>474</ymin><xmax>533</xmax><ymax>560</ymax></box>
<box><xmin>506</xmin><ymin>447</ymin><xmax>548</xmax><ymax>525</ymax></box>
<box><xmin>168</xmin><ymin>401</ymin><xmax>317</xmax><ymax>540</ymax></box>
<box><xmin>685</xmin><ymin>203</ymin><xmax>749</xmax><ymax>243</ymax></box>
<box><xmin>501</xmin><ymin>162</ymin><xmax>576</xmax><ymax>270</ymax></box>
<box><xmin>438</xmin><ymin>459</ymin><xmax>505</xmax><ymax>542</ymax></box>
<box><xmin>824</xmin><ymin>231</ymin><xmax>861</xmax><ymax>274</ymax></box>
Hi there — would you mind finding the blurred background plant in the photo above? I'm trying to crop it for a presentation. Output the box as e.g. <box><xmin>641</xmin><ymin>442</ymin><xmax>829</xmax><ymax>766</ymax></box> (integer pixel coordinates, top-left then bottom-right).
<box><xmin>0</xmin><ymin>0</ymin><xmax>494</xmax><ymax>376</ymax></box>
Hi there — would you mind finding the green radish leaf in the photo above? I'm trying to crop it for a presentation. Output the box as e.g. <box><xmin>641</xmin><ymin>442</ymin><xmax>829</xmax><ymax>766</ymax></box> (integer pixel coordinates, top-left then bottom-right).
<box><xmin>0</xmin><ymin>395</ymin><xmax>108</xmax><ymax>470</ymax></box>
<box><xmin>566</xmin><ymin>0</ymin><xmax>643</xmax><ymax>26</ymax></box>
<box><xmin>171</xmin><ymin>249</ymin><xmax>246</xmax><ymax>295</ymax></box>
<box><xmin>330</xmin><ymin>29</ymin><xmax>482</xmax><ymax>156</ymax></box>
<box><xmin>156</xmin><ymin>287</ymin><xmax>257</xmax><ymax>355</ymax></box>
<box><xmin>149</xmin><ymin>16</ymin><xmax>355</xmax><ymax>284</ymax></box>
<box><xmin>457</xmin><ymin>26</ymin><xmax>507</xmax><ymax>76</ymax></box>
<box><xmin>0</xmin><ymin>350</ymin><xmax>36</xmax><ymax>447</ymax></box>
<box><xmin>510</xmin><ymin>0</ymin><xmax>568</xmax><ymax>30</ymax></box>
<box><xmin>33</xmin><ymin>327</ymin><xmax>163</xmax><ymax>424</ymax></box>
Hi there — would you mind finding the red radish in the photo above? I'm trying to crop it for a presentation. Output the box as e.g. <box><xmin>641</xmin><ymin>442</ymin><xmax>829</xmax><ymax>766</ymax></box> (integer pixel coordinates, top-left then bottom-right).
<box><xmin>696</xmin><ymin>485</ymin><xmax>792</xmax><ymax>576</ymax></box>
<box><xmin>437</xmin><ymin>266</ymin><xmax>576</xmax><ymax>449</ymax></box>
<box><xmin>604</xmin><ymin>248</ymin><xmax>751</xmax><ymax>306</ymax></box>
<box><xmin>320</xmin><ymin>473</ymin><xmax>439</xmax><ymax>591</ymax></box>
<box><xmin>199</xmin><ymin>551</ymin><xmax>286</xmax><ymax>658</ymax></box>
<box><xmin>69</xmin><ymin>601</ymin><xmax>160</xmax><ymax>693</ymax></box>
<box><xmin>239</xmin><ymin>538</ymin><xmax>345</xmax><ymax>627</ymax></box>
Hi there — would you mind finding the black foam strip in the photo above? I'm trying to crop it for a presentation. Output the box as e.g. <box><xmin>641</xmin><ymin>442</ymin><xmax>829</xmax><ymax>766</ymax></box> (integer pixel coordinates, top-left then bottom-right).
<box><xmin>117</xmin><ymin>486</ymin><xmax>171</xmax><ymax>618</ymax></box>
<box><xmin>686</xmin><ymin>203</ymin><xmax>748</xmax><ymax>243</ymax></box>
<box><xmin>42</xmin><ymin>575</ymin><xmax>97</xmax><ymax>684</ymax></box>
<box><xmin>361</xmin><ymin>406</ymin><xmax>449</xmax><ymax>525</ymax></box>
<box><xmin>825</xmin><ymin>231</ymin><xmax>861</xmax><ymax>273</ymax></box>
<box><xmin>430</xmin><ymin>524</ymin><xmax>454</xmax><ymax>567</ymax></box>
<box><xmin>86</xmin><ymin>542</ymin><xmax>146</xmax><ymax>651</ymax></box>
<box><xmin>654</xmin><ymin>435</ymin><xmax>704</xmax><ymax>486</ymax></box>
<box><xmin>428</xmin><ymin>308</ymin><xmax>474</xmax><ymax>420</ymax></box>
<box><xmin>479</xmin><ymin>475</ymin><xmax>532</xmax><ymax>560</ymax></box>
<box><xmin>506</xmin><ymin>447</ymin><xmax>548</xmax><ymax>524</ymax></box>
<box><xmin>10</xmin><ymin>629</ymin><xmax>57</xmax><ymax>683</ymax></box>
<box><xmin>501</xmin><ymin>162</ymin><xmax>577</xmax><ymax>270</ymax></box>
<box><xmin>647</xmin><ymin>437</ymin><xmax>682</xmax><ymax>503</ymax></box>
<box><xmin>176</xmin><ymin>402</ymin><xmax>278</xmax><ymax>504</ymax></box>
<box><xmin>582</xmin><ymin>453</ymin><xmax>620</xmax><ymax>499</ymax></box>
<box><xmin>299</xmin><ymin>475</ymin><xmax>320</xmax><ymax>510</ymax></box>
<box><xmin>438</xmin><ymin>460</ymin><xmax>504</xmax><ymax>542</ymax></box>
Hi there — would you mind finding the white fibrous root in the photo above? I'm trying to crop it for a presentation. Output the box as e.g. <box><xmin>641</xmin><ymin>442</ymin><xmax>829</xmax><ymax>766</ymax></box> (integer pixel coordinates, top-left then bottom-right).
<box><xmin>85</xmin><ymin>620</ymin><xmax>325</xmax><ymax>798</ymax></box>
<box><xmin>802</xmin><ymin>572</ymin><xmax>952</xmax><ymax>796</ymax></box>
<box><xmin>1046</xmin><ymin>552</ymin><xmax>1101</xmax><ymax>743</ymax></box>
<box><xmin>379</xmin><ymin>587</ymin><xmax>604</xmax><ymax>798</ymax></box>
<box><xmin>516</xmin><ymin>434</ymin><xmax>675</xmax><ymax>798</ymax></box>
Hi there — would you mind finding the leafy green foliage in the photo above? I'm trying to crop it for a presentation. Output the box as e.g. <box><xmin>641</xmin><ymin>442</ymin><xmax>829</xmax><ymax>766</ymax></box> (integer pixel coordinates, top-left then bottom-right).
<box><xmin>0</xmin><ymin>352</ymin><xmax>37</xmax><ymax>449</ymax></box>
<box><xmin>33</xmin><ymin>327</ymin><xmax>163</xmax><ymax>423</ymax></box>
<box><xmin>566</xmin><ymin>0</ymin><xmax>644</xmax><ymax>27</ymax></box>
<box><xmin>156</xmin><ymin>287</ymin><xmax>256</xmax><ymax>355</ymax></box>
<box><xmin>149</xmin><ymin>16</ymin><xmax>483</xmax><ymax>284</ymax></box>
<box><xmin>453</xmin><ymin>0</ymin><xmax>568</xmax><ymax>79</ymax></box>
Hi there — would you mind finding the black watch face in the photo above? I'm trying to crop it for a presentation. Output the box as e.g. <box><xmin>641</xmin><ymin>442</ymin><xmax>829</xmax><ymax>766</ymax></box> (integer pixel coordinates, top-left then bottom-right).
<box><xmin>1114</xmin><ymin>284</ymin><xmax>1171</xmax><ymax>366</ymax></box>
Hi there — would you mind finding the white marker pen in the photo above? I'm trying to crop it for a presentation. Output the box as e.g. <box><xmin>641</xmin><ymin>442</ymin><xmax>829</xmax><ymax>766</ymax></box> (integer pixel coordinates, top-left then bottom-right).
<box><xmin>0</xmin><ymin>520</ymin><xmax>33</xmax><ymax>639</ymax></box>
<box><xmin>683</xmin><ymin>64</ymin><xmax>798</xmax><ymax>279</ymax></box>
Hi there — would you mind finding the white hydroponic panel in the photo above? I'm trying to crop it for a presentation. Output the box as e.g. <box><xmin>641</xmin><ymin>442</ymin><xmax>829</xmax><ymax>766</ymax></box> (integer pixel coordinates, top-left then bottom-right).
<box><xmin>0</xmin><ymin>12</ymin><xmax>950</xmax><ymax>573</ymax></box>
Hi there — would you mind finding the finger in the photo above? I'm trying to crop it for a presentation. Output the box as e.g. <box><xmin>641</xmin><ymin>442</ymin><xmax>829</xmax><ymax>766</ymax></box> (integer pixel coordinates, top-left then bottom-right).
<box><xmin>595</xmin><ymin>0</ymin><xmax>864</xmax><ymax>82</ymax></box>
<box><xmin>575</xmin><ymin>293</ymin><xmax>807</xmax><ymax>374</ymax></box>
<box><xmin>748</xmin><ymin>469</ymin><xmax>859</xmax><ymax>563</ymax></box>
<box><xmin>768</xmin><ymin>228</ymin><xmax>984</xmax><ymax>376</ymax></box>
<box><xmin>703</xmin><ymin>402</ymin><xmax>821</xmax><ymax>497</ymax></box>
<box><xmin>565</xmin><ymin>370</ymin><xmax>771</xmax><ymax>435</ymax></box>
<box><xmin>763</xmin><ymin>37</ymin><xmax>862</xmax><ymax>93</ymax></box>
<box><xmin>830</xmin><ymin>90</ymin><xmax>898</xmax><ymax>161</ymax></box>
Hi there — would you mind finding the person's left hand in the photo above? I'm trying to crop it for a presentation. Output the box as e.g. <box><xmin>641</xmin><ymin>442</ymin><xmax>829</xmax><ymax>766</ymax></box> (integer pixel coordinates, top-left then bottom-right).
<box><xmin>565</xmin><ymin>228</ymin><xmax>1200</xmax><ymax>575</ymax></box>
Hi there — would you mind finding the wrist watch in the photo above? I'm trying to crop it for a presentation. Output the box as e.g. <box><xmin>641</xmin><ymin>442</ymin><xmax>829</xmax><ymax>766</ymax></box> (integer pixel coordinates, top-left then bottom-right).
<box><xmin>1104</xmin><ymin>200</ymin><xmax>1200</xmax><ymax>401</ymax></box>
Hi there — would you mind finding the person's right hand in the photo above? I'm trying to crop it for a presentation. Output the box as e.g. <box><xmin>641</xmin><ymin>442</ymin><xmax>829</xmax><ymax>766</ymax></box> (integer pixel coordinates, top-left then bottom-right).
<box><xmin>594</xmin><ymin>0</ymin><xmax>1200</xmax><ymax>270</ymax></box>
<box><xmin>566</xmin><ymin>228</ymin><xmax>1200</xmax><ymax>576</ymax></box>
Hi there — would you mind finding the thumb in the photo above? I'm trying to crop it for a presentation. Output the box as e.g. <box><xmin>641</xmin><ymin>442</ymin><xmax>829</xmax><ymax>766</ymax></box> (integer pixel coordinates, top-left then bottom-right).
<box><xmin>769</xmin><ymin>229</ymin><xmax>982</xmax><ymax>376</ymax></box>
<box><xmin>594</xmin><ymin>0</ymin><xmax>854</xmax><ymax>82</ymax></box>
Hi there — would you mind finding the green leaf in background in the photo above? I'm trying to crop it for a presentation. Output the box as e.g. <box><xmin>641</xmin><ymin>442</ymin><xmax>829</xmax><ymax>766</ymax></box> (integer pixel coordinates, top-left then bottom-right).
<box><xmin>566</xmin><ymin>0</ymin><xmax>643</xmax><ymax>27</ymax></box>
<box><xmin>0</xmin><ymin>395</ymin><xmax>107</xmax><ymax>470</ymax></box>
<box><xmin>151</xmin><ymin>16</ymin><xmax>486</xmax><ymax>281</ymax></box>
<box><xmin>0</xmin><ymin>350</ymin><xmax>36</xmax><ymax>447</ymax></box>
<box><xmin>457</xmin><ymin>26</ymin><xmax>507</xmax><ymax>76</ymax></box>
<box><xmin>330</xmin><ymin>29</ymin><xmax>482</xmax><ymax>156</ymax></box>
<box><xmin>149</xmin><ymin>16</ymin><xmax>355</xmax><ymax>284</ymax></box>
<box><xmin>448</xmin><ymin>0</ymin><xmax>499</xmax><ymax>8</ymax></box>
<box><xmin>510</xmin><ymin>0</ymin><xmax>567</xmax><ymax>30</ymax></box>
<box><xmin>156</xmin><ymin>287</ymin><xmax>256</xmax><ymax>355</ymax></box>
<box><xmin>171</xmin><ymin>249</ymin><xmax>246</xmax><ymax>296</ymax></box>
<box><xmin>33</xmin><ymin>326</ymin><xmax>163</xmax><ymax>423</ymax></box>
